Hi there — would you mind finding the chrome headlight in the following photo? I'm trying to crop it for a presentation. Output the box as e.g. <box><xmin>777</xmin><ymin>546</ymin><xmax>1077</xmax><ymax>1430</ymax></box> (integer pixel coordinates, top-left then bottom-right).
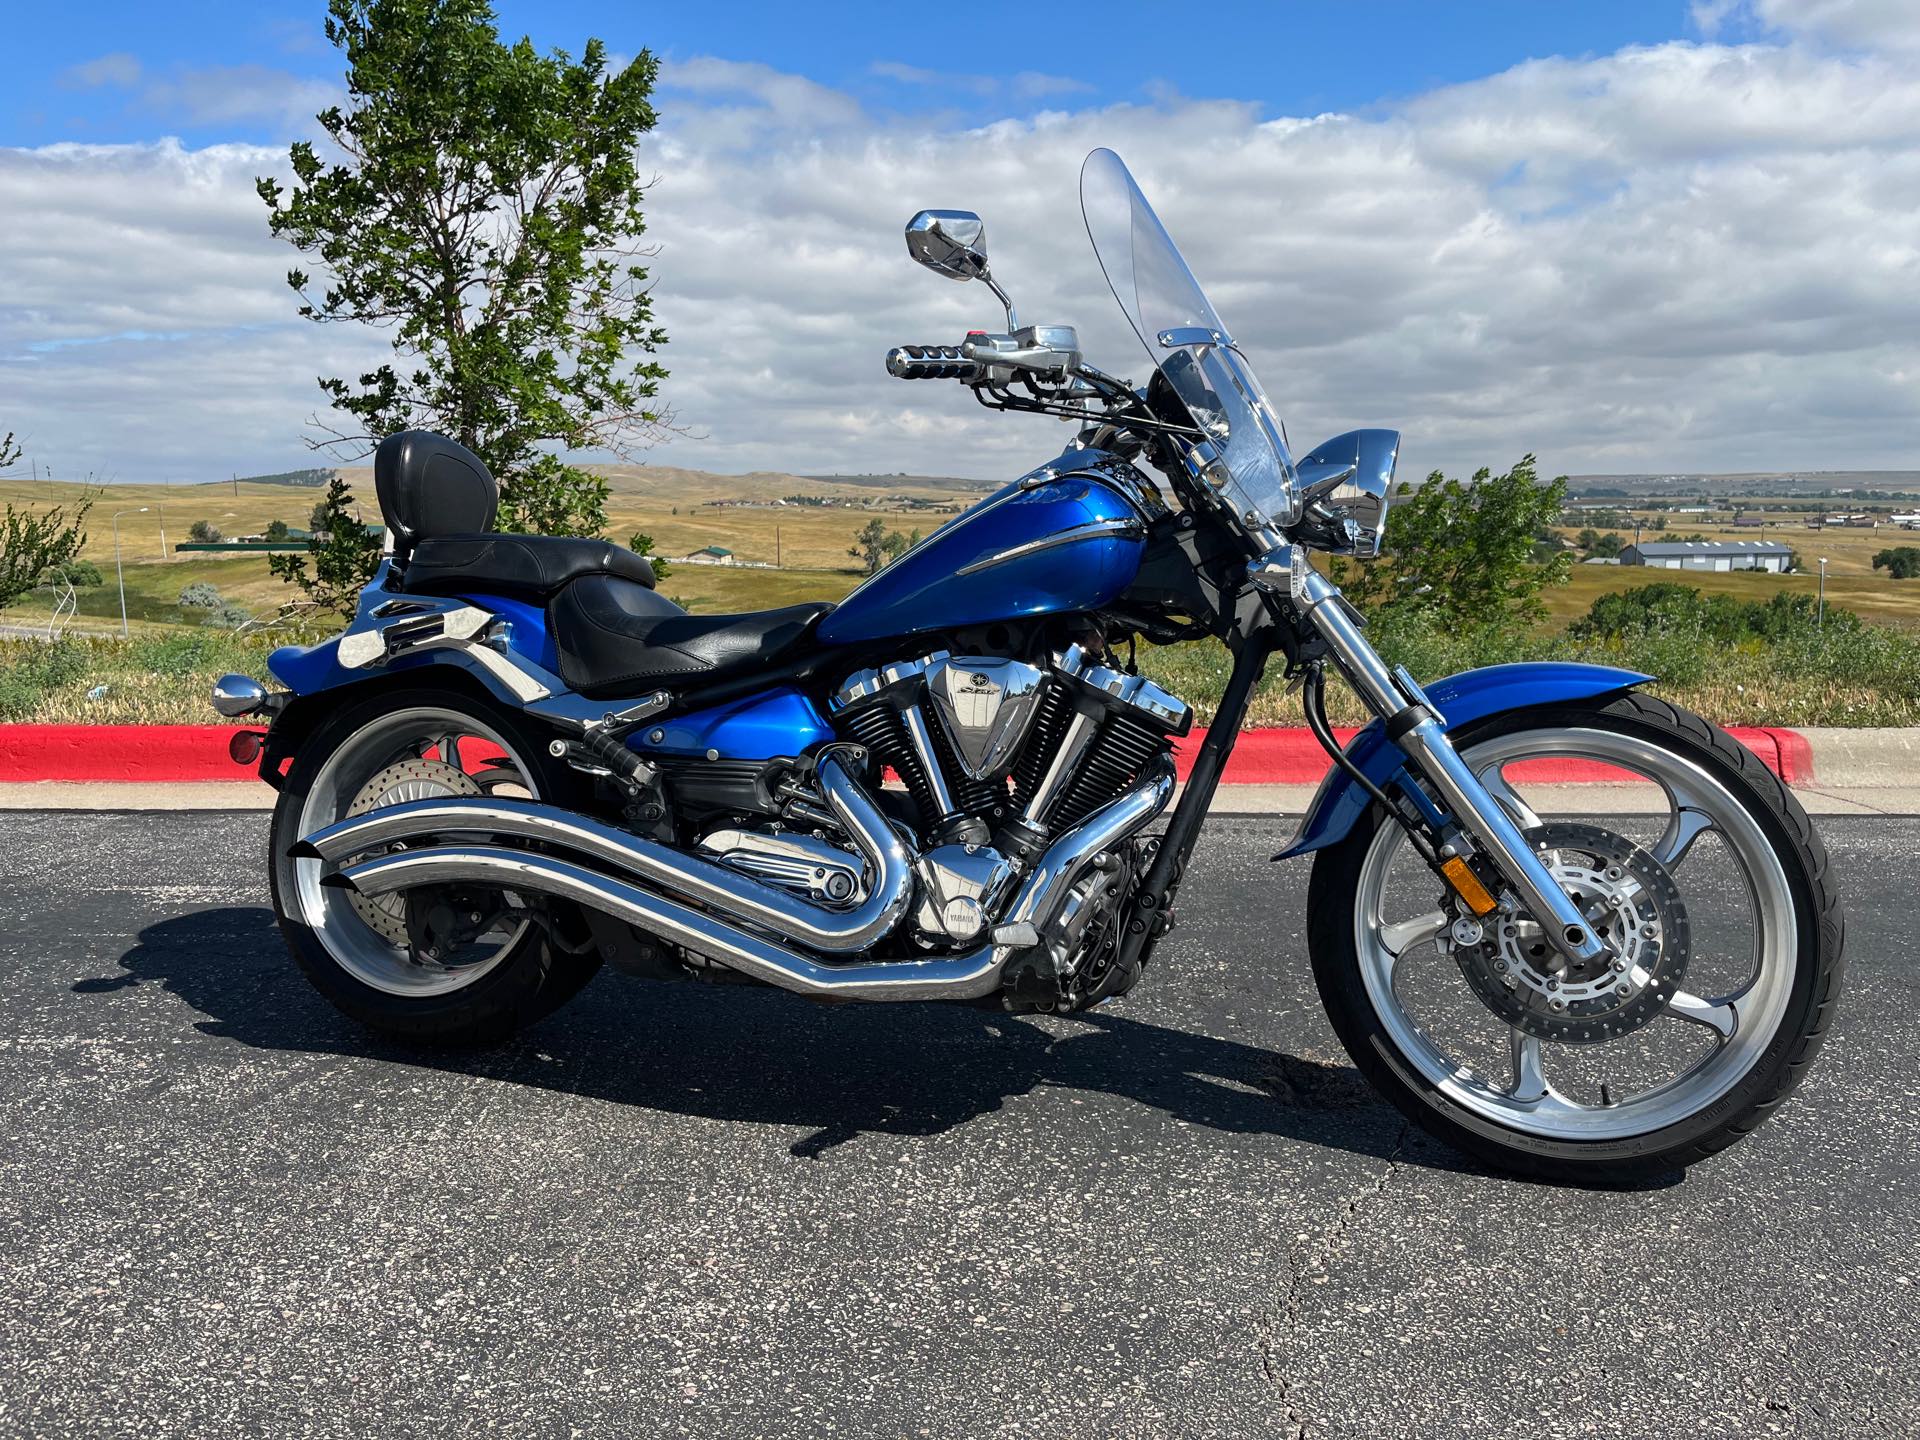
<box><xmin>1293</xmin><ymin>429</ymin><xmax>1401</xmax><ymax>558</ymax></box>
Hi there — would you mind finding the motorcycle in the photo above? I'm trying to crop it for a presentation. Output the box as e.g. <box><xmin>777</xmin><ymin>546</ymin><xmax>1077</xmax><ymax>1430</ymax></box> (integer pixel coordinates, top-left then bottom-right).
<box><xmin>214</xmin><ymin>149</ymin><xmax>1843</xmax><ymax>1183</ymax></box>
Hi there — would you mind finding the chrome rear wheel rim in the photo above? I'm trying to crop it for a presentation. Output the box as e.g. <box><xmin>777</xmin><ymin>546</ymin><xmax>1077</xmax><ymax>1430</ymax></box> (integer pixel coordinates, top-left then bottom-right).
<box><xmin>292</xmin><ymin>706</ymin><xmax>538</xmax><ymax>998</ymax></box>
<box><xmin>1353</xmin><ymin>727</ymin><xmax>1796</xmax><ymax>1142</ymax></box>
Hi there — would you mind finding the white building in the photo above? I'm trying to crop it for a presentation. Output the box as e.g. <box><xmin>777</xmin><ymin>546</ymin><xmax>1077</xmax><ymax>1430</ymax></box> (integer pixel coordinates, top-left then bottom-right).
<box><xmin>1619</xmin><ymin>540</ymin><xmax>1793</xmax><ymax>573</ymax></box>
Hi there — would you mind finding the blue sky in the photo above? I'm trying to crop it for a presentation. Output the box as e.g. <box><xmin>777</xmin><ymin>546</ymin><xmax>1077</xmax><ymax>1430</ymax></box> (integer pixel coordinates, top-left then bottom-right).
<box><xmin>5</xmin><ymin>0</ymin><xmax>1918</xmax><ymax>484</ymax></box>
<box><xmin>10</xmin><ymin>1</ymin><xmax>1712</xmax><ymax>149</ymax></box>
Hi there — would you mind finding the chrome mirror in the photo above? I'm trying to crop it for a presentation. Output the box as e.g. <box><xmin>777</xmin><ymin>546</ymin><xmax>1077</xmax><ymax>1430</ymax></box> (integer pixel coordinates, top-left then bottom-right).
<box><xmin>905</xmin><ymin>210</ymin><xmax>1019</xmax><ymax>327</ymax></box>
<box><xmin>906</xmin><ymin>210</ymin><xmax>990</xmax><ymax>280</ymax></box>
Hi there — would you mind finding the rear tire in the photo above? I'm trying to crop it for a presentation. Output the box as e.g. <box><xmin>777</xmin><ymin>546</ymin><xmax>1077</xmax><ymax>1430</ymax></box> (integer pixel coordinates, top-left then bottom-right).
<box><xmin>268</xmin><ymin>683</ymin><xmax>602</xmax><ymax>1046</ymax></box>
<box><xmin>1307</xmin><ymin>692</ymin><xmax>1845</xmax><ymax>1185</ymax></box>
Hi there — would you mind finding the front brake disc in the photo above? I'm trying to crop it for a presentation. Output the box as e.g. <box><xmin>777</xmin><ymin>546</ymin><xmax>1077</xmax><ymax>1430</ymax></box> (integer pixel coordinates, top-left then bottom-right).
<box><xmin>1449</xmin><ymin>822</ymin><xmax>1691</xmax><ymax>1045</ymax></box>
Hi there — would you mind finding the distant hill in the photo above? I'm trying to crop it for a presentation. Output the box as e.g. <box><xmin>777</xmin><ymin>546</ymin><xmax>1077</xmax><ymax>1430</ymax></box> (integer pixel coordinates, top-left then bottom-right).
<box><xmin>800</xmin><ymin>472</ymin><xmax>987</xmax><ymax>492</ymax></box>
<box><xmin>236</xmin><ymin>467</ymin><xmax>337</xmax><ymax>488</ymax></box>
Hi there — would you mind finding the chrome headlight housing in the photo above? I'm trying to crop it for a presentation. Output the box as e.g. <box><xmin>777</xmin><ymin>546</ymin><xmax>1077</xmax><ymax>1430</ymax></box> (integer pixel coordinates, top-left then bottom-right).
<box><xmin>1292</xmin><ymin>429</ymin><xmax>1401</xmax><ymax>558</ymax></box>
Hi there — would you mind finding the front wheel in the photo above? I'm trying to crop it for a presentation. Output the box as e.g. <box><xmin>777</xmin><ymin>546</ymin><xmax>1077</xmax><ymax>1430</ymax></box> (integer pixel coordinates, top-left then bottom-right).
<box><xmin>1308</xmin><ymin>692</ymin><xmax>1844</xmax><ymax>1184</ymax></box>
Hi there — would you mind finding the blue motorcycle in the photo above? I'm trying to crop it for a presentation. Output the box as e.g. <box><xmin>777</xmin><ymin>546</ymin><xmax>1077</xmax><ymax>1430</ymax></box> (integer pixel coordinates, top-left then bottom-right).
<box><xmin>214</xmin><ymin>150</ymin><xmax>1842</xmax><ymax>1182</ymax></box>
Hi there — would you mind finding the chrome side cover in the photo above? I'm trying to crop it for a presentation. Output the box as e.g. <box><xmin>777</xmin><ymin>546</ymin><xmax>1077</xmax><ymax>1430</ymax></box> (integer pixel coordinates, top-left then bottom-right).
<box><xmin>924</xmin><ymin>655</ymin><xmax>1047</xmax><ymax>779</ymax></box>
<box><xmin>697</xmin><ymin>827</ymin><xmax>867</xmax><ymax>907</ymax></box>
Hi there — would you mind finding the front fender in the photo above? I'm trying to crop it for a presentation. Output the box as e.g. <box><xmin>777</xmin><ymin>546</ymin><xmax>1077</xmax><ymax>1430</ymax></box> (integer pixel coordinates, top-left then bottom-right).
<box><xmin>1275</xmin><ymin>662</ymin><xmax>1652</xmax><ymax>859</ymax></box>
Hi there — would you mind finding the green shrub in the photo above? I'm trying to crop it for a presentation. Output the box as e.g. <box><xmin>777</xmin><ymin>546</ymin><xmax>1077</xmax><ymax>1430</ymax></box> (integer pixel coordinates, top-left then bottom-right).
<box><xmin>129</xmin><ymin>629</ymin><xmax>258</xmax><ymax>677</ymax></box>
<box><xmin>178</xmin><ymin>581</ymin><xmax>222</xmax><ymax>609</ymax></box>
<box><xmin>1568</xmin><ymin>582</ymin><xmax>1855</xmax><ymax>645</ymax></box>
<box><xmin>0</xmin><ymin>638</ymin><xmax>91</xmax><ymax>720</ymax></box>
<box><xmin>202</xmin><ymin>602</ymin><xmax>253</xmax><ymax>630</ymax></box>
<box><xmin>43</xmin><ymin>560</ymin><xmax>103</xmax><ymax>588</ymax></box>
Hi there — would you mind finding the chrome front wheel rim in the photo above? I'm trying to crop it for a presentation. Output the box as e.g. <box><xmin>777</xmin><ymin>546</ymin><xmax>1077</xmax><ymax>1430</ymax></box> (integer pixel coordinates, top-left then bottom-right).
<box><xmin>1353</xmin><ymin>727</ymin><xmax>1797</xmax><ymax>1142</ymax></box>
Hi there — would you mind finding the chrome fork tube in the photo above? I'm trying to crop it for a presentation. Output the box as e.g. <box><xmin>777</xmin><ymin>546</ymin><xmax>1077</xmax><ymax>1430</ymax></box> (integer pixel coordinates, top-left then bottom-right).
<box><xmin>1294</xmin><ymin>567</ymin><xmax>1609</xmax><ymax>965</ymax></box>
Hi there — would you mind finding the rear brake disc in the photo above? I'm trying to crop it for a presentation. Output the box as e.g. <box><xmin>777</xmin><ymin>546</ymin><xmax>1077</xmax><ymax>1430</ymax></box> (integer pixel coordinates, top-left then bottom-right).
<box><xmin>342</xmin><ymin>758</ymin><xmax>482</xmax><ymax>947</ymax></box>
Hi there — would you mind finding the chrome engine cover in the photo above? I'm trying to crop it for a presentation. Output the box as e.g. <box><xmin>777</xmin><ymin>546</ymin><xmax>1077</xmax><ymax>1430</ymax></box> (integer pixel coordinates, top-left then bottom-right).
<box><xmin>924</xmin><ymin>655</ymin><xmax>1047</xmax><ymax>780</ymax></box>
<box><xmin>913</xmin><ymin>842</ymin><xmax>1019</xmax><ymax>944</ymax></box>
<box><xmin>696</xmin><ymin>827</ymin><xmax>868</xmax><ymax>907</ymax></box>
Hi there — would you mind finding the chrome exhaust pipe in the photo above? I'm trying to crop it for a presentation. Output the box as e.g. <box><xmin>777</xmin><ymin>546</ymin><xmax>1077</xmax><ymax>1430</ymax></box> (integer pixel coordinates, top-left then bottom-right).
<box><xmin>326</xmin><ymin>758</ymin><xmax>1175</xmax><ymax>1002</ymax></box>
<box><xmin>296</xmin><ymin>754</ymin><xmax>914</xmax><ymax>955</ymax></box>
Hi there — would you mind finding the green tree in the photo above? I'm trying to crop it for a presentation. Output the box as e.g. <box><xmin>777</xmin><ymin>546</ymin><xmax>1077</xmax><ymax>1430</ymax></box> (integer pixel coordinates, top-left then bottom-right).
<box><xmin>308</xmin><ymin>497</ymin><xmax>332</xmax><ymax>532</ymax></box>
<box><xmin>45</xmin><ymin>559</ymin><xmax>103</xmax><ymax>588</ymax></box>
<box><xmin>1874</xmin><ymin>546</ymin><xmax>1920</xmax><ymax>580</ymax></box>
<box><xmin>849</xmin><ymin>518</ymin><xmax>904</xmax><ymax>575</ymax></box>
<box><xmin>1338</xmin><ymin>456</ymin><xmax>1573</xmax><ymax>624</ymax></box>
<box><xmin>625</xmin><ymin>530</ymin><xmax>670</xmax><ymax>581</ymax></box>
<box><xmin>0</xmin><ymin>498</ymin><xmax>90</xmax><ymax>611</ymax></box>
<box><xmin>265</xmin><ymin>519</ymin><xmax>292</xmax><ymax>541</ymax></box>
<box><xmin>188</xmin><ymin>519</ymin><xmax>223</xmax><ymax>543</ymax></box>
<box><xmin>257</xmin><ymin>0</ymin><xmax>669</xmax><ymax>538</ymax></box>
<box><xmin>270</xmin><ymin>474</ymin><xmax>383</xmax><ymax>618</ymax></box>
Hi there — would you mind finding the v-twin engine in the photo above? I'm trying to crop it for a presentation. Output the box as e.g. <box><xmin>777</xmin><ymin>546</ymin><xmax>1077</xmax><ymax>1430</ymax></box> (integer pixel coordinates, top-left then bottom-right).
<box><xmin>825</xmin><ymin>643</ymin><xmax>1191</xmax><ymax>963</ymax></box>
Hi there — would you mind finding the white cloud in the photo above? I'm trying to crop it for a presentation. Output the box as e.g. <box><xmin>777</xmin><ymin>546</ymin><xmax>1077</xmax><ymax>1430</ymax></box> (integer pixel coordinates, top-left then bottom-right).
<box><xmin>54</xmin><ymin>53</ymin><xmax>340</xmax><ymax>132</ymax></box>
<box><xmin>1697</xmin><ymin>0</ymin><xmax>1920</xmax><ymax>51</ymax></box>
<box><xmin>139</xmin><ymin>65</ymin><xmax>342</xmax><ymax>130</ymax></box>
<box><xmin>59</xmin><ymin>53</ymin><xmax>144</xmax><ymax>89</ymax></box>
<box><xmin>6</xmin><ymin>35</ymin><xmax>1920</xmax><ymax>485</ymax></box>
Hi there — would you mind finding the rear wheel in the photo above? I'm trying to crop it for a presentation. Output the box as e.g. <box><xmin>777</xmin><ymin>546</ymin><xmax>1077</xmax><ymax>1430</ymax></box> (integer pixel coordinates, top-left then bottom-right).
<box><xmin>268</xmin><ymin>684</ymin><xmax>601</xmax><ymax>1045</ymax></box>
<box><xmin>1308</xmin><ymin>692</ymin><xmax>1844</xmax><ymax>1184</ymax></box>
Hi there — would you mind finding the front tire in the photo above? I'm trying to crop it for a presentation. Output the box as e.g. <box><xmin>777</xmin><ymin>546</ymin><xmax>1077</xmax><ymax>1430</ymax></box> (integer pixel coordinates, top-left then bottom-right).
<box><xmin>1307</xmin><ymin>692</ymin><xmax>1845</xmax><ymax>1184</ymax></box>
<box><xmin>268</xmin><ymin>684</ymin><xmax>602</xmax><ymax>1046</ymax></box>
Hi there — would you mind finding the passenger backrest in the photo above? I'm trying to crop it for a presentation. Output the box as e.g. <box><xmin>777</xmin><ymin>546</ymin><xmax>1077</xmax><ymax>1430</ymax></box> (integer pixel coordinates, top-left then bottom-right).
<box><xmin>373</xmin><ymin>430</ymin><xmax>498</xmax><ymax>555</ymax></box>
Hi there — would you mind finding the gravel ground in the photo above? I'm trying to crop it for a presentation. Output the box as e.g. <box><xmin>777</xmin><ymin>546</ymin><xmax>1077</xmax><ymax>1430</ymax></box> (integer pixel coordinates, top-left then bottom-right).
<box><xmin>0</xmin><ymin>810</ymin><xmax>1912</xmax><ymax>1438</ymax></box>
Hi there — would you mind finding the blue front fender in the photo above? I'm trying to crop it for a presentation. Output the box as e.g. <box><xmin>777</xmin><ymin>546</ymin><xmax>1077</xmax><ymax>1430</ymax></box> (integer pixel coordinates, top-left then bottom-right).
<box><xmin>1275</xmin><ymin>661</ymin><xmax>1652</xmax><ymax>859</ymax></box>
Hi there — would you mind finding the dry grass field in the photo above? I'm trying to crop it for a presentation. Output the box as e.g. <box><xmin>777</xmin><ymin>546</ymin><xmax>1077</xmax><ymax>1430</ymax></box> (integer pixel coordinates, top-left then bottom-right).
<box><xmin>0</xmin><ymin>464</ymin><xmax>985</xmax><ymax>634</ymax></box>
<box><xmin>12</xmin><ymin>467</ymin><xmax>1920</xmax><ymax>636</ymax></box>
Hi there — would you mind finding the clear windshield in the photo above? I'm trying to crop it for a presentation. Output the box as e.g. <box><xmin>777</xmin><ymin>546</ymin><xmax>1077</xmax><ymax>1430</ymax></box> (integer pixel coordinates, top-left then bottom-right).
<box><xmin>1080</xmin><ymin>148</ymin><xmax>1299</xmax><ymax>539</ymax></box>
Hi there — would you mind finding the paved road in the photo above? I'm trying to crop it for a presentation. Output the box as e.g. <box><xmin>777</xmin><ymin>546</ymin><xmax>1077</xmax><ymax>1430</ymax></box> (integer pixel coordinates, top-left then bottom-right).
<box><xmin>0</xmin><ymin>812</ymin><xmax>1913</xmax><ymax>1438</ymax></box>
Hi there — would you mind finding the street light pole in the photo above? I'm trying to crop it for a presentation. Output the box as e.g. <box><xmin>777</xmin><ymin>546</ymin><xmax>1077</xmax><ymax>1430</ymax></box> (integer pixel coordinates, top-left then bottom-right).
<box><xmin>112</xmin><ymin>507</ymin><xmax>149</xmax><ymax>639</ymax></box>
<box><xmin>1818</xmin><ymin>556</ymin><xmax>1828</xmax><ymax>632</ymax></box>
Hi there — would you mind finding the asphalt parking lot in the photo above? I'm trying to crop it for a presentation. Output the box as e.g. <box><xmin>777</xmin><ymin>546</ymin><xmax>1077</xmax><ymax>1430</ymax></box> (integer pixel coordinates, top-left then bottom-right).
<box><xmin>0</xmin><ymin>810</ymin><xmax>1913</xmax><ymax>1438</ymax></box>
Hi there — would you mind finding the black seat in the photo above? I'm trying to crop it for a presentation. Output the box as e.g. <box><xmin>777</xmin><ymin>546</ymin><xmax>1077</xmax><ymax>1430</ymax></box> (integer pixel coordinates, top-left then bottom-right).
<box><xmin>373</xmin><ymin>430</ymin><xmax>656</xmax><ymax>601</ymax></box>
<box><xmin>404</xmin><ymin>533</ymin><xmax>655</xmax><ymax>602</ymax></box>
<box><xmin>550</xmin><ymin>572</ymin><xmax>833</xmax><ymax>695</ymax></box>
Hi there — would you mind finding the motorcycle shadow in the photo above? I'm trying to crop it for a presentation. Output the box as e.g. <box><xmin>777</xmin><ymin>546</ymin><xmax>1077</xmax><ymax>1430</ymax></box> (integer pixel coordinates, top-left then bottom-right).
<box><xmin>93</xmin><ymin>905</ymin><xmax>1524</xmax><ymax>1180</ymax></box>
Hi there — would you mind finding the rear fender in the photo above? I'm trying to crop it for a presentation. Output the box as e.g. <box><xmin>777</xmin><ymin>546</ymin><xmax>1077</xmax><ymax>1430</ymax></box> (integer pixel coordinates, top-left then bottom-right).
<box><xmin>1275</xmin><ymin>662</ymin><xmax>1652</xmax><ymax>859</ymax></box>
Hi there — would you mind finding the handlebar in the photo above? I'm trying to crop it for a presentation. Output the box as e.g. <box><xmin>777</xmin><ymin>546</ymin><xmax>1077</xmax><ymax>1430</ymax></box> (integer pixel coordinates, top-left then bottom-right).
<box><xmin>885</xmin><ymin>345</ymin><xmax>983</xmax><ymax>381</ymax></box>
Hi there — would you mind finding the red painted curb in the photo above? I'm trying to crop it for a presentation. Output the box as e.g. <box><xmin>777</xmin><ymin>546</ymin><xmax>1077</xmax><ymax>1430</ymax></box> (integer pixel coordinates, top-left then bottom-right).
<box><xmin>1176</xmin><ymin>724</ymin><xmax>1803</xmax><ymax>785</ymax></box>
<box><xmin>0</xmin><ymin>722</ymin><xmax>1810</xmax><ymax>785</ymax></box>
<box><xmin>0</xmin><ymin>725</ymin><xmax>256</xmax><ymax>782</ymax></box>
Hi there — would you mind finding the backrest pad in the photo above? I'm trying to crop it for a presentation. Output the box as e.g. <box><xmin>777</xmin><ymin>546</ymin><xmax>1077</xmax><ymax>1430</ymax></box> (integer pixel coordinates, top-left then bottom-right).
<box><xmin>373</xmin><ymin>430</ymin><xmax>498</xmax><ymax>551</ymax></box>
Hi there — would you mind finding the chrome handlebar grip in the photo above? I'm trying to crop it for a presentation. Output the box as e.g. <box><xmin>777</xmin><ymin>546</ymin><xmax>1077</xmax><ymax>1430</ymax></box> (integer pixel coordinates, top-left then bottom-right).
<box><xmin>886</xmin><ymin>344</ymin><xmax>983</xmax><ymax>381</ymax></box>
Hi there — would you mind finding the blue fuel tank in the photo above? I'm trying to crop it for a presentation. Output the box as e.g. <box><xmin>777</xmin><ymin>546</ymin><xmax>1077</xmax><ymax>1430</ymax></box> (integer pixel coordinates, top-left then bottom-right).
<box><xmin>814</xmin><ymin>460</ymin><xmax>1150</xmax><ymax>647</ymax></box>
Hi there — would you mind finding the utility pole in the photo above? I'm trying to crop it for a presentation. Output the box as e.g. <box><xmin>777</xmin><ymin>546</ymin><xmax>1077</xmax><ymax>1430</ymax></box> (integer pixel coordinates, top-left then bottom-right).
<box><xmin>112</xmin><ymin>507</ymin><xmax>150</xmax><ymax>640</ymax></box>
<box><xmin>776</xmin><ymin>525</ymin><xmax>782</xmax><ymax>569</ymax></box>
<box><xmin>1818</xmin><ymin>557</ymin><xmax>1828</xmax><ymax>632</ymax></box>
<box><xmin>232</xmin><ymin>472</ymin><xmax>238</xmax><ymax>498</ymax></box>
